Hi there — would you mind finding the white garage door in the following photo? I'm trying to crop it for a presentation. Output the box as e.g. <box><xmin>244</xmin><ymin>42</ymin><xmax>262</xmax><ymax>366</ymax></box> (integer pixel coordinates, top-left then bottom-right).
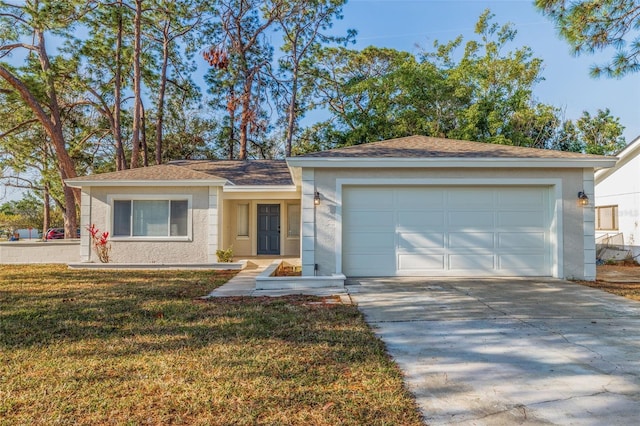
<box><xmin>342</xmin><ymin>186</ymin><xmax>552</xmax><ymax>277</ymax></box>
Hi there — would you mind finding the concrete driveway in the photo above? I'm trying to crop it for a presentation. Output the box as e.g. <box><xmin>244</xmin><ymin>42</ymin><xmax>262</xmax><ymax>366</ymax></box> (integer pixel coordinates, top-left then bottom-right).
<box><xmin>347</xmin><ymin>277</ymin><xmax>640</xmax><ymax>425</ymax></box>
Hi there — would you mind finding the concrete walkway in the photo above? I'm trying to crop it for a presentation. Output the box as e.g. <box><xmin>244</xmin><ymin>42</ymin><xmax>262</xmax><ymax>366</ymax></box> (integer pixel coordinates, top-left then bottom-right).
<box><xmin>347</xmin><ymin>277</ymin><xmax>640</xmax><ymax>425</ymax></box>
<box><xmin>205</xmin><ymin>260</ymin><xmax>350</xmax><ymax>299</ymax></box>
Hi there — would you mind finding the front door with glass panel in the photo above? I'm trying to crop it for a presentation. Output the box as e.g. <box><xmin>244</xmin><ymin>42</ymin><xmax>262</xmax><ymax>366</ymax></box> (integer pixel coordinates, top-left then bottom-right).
<box><xmin>257</xmin><ymin>204</ymin><xmax>280</xmax><ymax>255</ymax></box>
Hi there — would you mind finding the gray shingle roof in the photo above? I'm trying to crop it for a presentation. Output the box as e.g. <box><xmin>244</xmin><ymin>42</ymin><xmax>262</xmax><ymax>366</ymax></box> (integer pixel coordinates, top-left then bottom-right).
<box><xmin>66</xmin><ymin>160</ymin><xmax>293</xmax><ymax>186</ymax></box>
<box><xmin>65</xmin><ymin>164</ymin><xmax>219</xmax><ymax>182</ymax></box>
<box><xmin>169</xmin><ymin>159</ymin><xmax>292</xmax><ymax>185</ymax></box>
<box><xmin>295</xmin><ymin>135</ymin><xmax>614</xmax><ymax>160</ymax></box>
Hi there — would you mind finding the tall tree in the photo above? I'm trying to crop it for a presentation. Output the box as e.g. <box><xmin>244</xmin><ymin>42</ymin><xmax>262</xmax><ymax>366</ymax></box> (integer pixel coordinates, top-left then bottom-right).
<box><xmin>0</xmin><ymin>0</ymin><xmax>88</xmax><ymax>237</ymax></box>
<box><xmin>443</xmin><ymin>10</ymin><xmax>548</xmax><ymax>146</ymax></box>
<box><xmin>575</xmin><ymin>108</ymin><xmax>626</xmax><ymax>155</ymax></box>
<box><xmin>273</xmin><ymin>0</ymin><xmax>353</xmax><ymax>156</ymax></box>
<box><xmin>204</xmin><ymin>0</ymin><xmax>280</xmax><ymax>160</ymax></box>
<box><xmin>300</xmin><ymin>11</ymin><xmax>563</xmax><ymax>150</ymax></box>
<box><xmin>147</xmin><ymin>0</ymin><xmax>204</xmax><ymax>165</ymax></box>
<box><xmin>535</xmin><ymin>0</ymin><xmax>640</xmax><ymax>77</ymax></box>
<box><xmin>548</xmin><ymin>109</ymin><xmax>626</xmax><ymax>154</ymax></box>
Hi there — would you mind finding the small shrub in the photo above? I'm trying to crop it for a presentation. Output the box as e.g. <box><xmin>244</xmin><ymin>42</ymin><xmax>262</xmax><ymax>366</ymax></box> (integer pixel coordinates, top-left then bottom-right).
<box><xmin>87</xmin><ymin>224</ymin><xmax>111</xmax><ymax>263</ymax></box>
<box><xmin>216</xmin><ymin>246</ymin><xmax>234</xmax><ymax>263</ymax></box>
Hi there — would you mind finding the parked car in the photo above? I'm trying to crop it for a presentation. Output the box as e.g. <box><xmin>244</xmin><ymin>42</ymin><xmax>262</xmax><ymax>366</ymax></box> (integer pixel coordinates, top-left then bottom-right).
<box><xmin>45</xmin><ymin>228</ymin><xmax>64</xmax><ymax>239</ymax></box>
<box><xmin>45</xmin><ymin>228</ymin><xmax>80</xmax><ymax>240</ymax></box>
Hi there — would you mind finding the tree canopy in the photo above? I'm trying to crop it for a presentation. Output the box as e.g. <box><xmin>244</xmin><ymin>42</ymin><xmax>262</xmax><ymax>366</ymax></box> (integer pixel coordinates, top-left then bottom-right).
<box><xmin>535</xmin><ymin>0</ymin><xmax>640</xmax><ymax>77</ymax></box>
<box><xmin>0</xmin><ymin>3</ymin><xmax>627</xmax><ymax>233</ymax></box>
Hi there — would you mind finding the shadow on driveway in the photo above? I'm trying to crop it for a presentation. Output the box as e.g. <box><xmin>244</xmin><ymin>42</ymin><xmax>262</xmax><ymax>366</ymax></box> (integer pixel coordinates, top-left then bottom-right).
<box><xmin>347</xmin><ymin>277</ymin><xmax>640</xmax><ymax>425</ymax></box>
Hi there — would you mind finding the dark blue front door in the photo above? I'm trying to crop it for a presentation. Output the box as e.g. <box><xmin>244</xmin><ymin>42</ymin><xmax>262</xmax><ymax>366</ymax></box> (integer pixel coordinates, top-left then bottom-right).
<box><xmin>257</xmin><ymin>204</ymin><xmax>280</xmax><ymax>255</ymax></box>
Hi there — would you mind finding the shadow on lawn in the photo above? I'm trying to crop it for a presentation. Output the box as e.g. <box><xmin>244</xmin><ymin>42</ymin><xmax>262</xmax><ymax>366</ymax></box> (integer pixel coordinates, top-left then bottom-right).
<box><xmin>0</xmin><ymin>269</ymin><xmax>373</xmax><ymax>365</ymax></box>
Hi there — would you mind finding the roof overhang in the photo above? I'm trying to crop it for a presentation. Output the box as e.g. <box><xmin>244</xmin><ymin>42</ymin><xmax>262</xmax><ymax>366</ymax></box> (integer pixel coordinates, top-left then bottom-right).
<box><xmin>65</xmin><ymin>179</ymin><xmax>228</xmax><ymax>188</ymax></box>
<box><xmin>222</xmin><ymin>185</ymin><xmax>298</xmax><ymax>193</ymax></box>
<box><xmin>286</xmin><ymin>157</ymin><xmax>618</xmax><ymax>170</ymax></box>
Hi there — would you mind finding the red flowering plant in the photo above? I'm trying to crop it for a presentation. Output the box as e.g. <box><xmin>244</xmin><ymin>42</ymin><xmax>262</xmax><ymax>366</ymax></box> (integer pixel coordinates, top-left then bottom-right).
<box><xmin>86</xmin><ymin>224</ymin><xmax>111</xmax><ymax>263</ymax></box>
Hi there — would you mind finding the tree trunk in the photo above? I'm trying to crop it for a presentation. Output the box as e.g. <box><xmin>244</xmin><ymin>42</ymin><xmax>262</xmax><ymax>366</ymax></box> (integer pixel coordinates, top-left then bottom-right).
<box><xmin>130</xmin><ymin>0</ymin><xmax>143</xmax><ymax>169</ymax></box>
<box><xmin>42</xmin><ymin>185</ymin><xmax>51</xmax><ymax>239</ymax></box>
<box><xmin>227</xmin><ymin>87</ymin><xmax>236</xmax><ymax>160</ymax></box>
<box><xmin>141</xmin><ymin>102</ymin><xmax>148</xmax><ymax>166</ymax></box>
<box><xmin>0</xmin><ymin>41</ymin><xmax>79</xmax><ymax>238</ymax></box>
<box><xmin>284</xmin><ymin>65</ymin><xmax>299</xmax><ymax>157</ymax></box>
<box><xmin>114</xmin><ymin>0</ymin><xmax>127</xmax><ymax>170</ymax></box>
<box><xmin>156</xmin><ymin>20</ymin><xmax>170</xmax><ymax>165</ymax></box>
<box><xmin>238</xmin><ymin>76</ymin><xmax>253</xmax><ymax>160</ymax></box>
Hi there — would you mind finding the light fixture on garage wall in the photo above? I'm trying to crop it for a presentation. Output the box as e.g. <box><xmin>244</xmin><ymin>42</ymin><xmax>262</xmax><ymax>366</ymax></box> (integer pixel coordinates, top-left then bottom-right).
<box><xmin>578</xmin><ymin>191</ymin><xmax>589</xmax><ymax>206</ymax></box>
<box><xmin>314</xmin><ymin>191</ymin><xmax>321</xmax><ymax>206</ymax></box>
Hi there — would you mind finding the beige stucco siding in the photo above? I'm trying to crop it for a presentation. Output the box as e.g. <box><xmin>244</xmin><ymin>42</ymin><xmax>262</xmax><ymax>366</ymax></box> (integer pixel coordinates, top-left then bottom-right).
<box><xmin>83</xmin><ymin>186</ymin><xmax>211</xmax><ymax>264</ymax></box>
<box><xmin>311</xmin><ymin>167</ymin><xmax>590</xmax><ymax>280</ymax></box>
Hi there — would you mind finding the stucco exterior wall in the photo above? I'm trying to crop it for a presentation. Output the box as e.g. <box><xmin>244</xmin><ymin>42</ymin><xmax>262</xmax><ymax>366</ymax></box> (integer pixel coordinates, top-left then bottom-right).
<box><xmin>84</xmin><ymin>186</ymin><xmax>211</xmax><ymax>264</ymax></box>
<box><xmin>310</xmin><ymin>167</ymin><xmax>590</xmax><ymax>280</ymax></box>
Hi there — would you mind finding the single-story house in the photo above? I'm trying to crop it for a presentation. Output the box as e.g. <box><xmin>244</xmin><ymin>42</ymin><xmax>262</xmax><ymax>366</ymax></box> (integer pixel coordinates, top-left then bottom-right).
<box><xmin>595</xmin><ymin>135</ymin><xmax>640</xmax><ymax>257</ymax></box>
<box><xmin>66</xmin><ymin>135</ymin><xmax>617</xmax><ymax>281</ymax></box>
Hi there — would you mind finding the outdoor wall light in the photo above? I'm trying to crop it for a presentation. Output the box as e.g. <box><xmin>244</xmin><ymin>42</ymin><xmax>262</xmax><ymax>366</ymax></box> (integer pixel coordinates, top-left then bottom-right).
<box><xmin>314</xmin><ymin>191</ymin><xmax>321</xmax><ymax>206</ymax></box>
<box><xmin>578</xmin><ymin>191</ymin><xmax>589</xmax><ymax>206</ymax></box>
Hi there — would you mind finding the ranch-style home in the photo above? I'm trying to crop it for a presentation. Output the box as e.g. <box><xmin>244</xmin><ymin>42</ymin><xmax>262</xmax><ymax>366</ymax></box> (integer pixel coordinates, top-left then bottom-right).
<box><xmin>66</xmin><ymin>135</ymin><xmax>617</xmax><ymax>281</ymax></box>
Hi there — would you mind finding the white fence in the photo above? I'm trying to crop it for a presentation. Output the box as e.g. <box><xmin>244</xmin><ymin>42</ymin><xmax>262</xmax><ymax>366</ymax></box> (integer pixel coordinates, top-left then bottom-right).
<box><xmin>0</xmin><ymin>240</ymin><xmax>81</xmax><ymax>264</ymax></box>
<box><xmin>596</xmin><ymin>233</ymin><xmax>640</xmax><ymax>262</ymax></box>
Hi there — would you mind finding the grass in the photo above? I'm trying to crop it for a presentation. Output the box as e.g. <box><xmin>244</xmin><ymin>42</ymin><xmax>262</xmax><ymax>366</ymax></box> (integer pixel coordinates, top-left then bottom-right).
<box><xmin>0</xmin><ymin>265</ymin><xmax>423</xmax><ymax>425</ymax></box>
<box><xmin>587</xmin><ymin>281</ymin><xmax>640</xmax><ymax>301</ymax></box>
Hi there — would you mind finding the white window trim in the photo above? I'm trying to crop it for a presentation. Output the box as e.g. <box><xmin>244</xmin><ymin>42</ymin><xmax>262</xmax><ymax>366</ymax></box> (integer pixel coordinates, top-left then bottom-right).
<box><xmin>107</xmin><ymin>194</ymin><xmax>193</xmax><ymax>241</ymax></box>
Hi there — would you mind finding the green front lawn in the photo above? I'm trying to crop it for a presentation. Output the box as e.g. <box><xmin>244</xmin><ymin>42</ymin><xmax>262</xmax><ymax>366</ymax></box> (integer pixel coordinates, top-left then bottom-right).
<box><xmin>0</xmin><ymin>265</ymin><xmax>422</xmax><ymax>425</ymax></box>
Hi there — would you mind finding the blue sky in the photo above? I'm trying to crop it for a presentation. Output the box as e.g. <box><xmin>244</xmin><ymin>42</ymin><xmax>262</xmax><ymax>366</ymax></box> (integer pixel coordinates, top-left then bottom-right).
<box><xmin>331</xmin><ymin>0</ymin><xmax>639</xmax><ymax>142</ymax></box>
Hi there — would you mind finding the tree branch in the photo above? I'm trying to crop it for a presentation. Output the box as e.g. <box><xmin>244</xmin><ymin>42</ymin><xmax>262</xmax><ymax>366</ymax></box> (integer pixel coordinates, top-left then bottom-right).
<box><xmin>0</xmin><ymin>118</ymin><xmax>38</xmax><ymax>138</ymax></box>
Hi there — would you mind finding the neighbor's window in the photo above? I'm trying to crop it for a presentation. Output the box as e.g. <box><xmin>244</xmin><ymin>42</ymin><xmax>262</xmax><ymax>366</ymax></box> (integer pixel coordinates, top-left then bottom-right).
<box><xmin>287</xmin><ymin>204</ymin><xmax>300</xmax><ymax>237</ymax></box>
<box><xmin>237</xmin><ymin>203</ymin><xmax>249</xmax><ymax>237</ymax></box>
<box><xmin>113</xmin><ymin>199</ymin><xmax>189</xmax><ymax>237</ymax></box>
<box><xmin>595</xmin><ymin>205</ymin><xmax>618</xmax><ymax>231</ymax></box>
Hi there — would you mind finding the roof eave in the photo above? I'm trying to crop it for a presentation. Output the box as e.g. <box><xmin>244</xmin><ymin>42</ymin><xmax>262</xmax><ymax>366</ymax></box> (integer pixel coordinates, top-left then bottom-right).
<box><xmin>65</xmin><ymin>179</ymin><xmax>228</xmax><ymax>188</ymax></box>
<box><xmin>286</xmin><ymin>157</ymin><xmax>618</xmax><ymax>169</ymax></box>
<box><xmin>222</xmin><ymin>185</ymin><xmax>298</xmax><ymax>193</ymax></box>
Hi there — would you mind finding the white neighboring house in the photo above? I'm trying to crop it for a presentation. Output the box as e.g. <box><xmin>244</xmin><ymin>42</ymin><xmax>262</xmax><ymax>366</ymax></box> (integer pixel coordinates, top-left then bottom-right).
<box><xmin>595</xmin><ymin>135</ymin><xmax>640</xmax><ymax>258</ymax></box>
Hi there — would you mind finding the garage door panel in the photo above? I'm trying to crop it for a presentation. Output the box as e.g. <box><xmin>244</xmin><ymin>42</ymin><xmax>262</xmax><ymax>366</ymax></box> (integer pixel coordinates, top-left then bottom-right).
<box><xmin>449</xmin><ymin>211</ymin><xmax>494</xmax><ymax>228</ymax></box>
<box><xmin>344</xmin><ymin>210</ymin><xmax>394</xmax><ymax>229</ymax></box>
<box><xmin>497</xmin><ymin>188</ymin><xmax>546</xmax><ymax>207</ymax></box>
<box><xmin>345</xmin><ymin>232</ymin><xmax>395</xmax><ymax>251</ymax></box>
<box><xmin>449</xmin><ymin>254</ymin><xmax>495</xmax><ymax>270</ymax></box>
<box><xmin>499</xmin><ymin>232</ymin><xmax>546</xmax><ymax>249</ymax></box>
<box><xmin>398</xmin><ymin>232</ymin><xmax>445</xmax><ymax>249</ymax></box>
<box><xmin>396</xmin><ymin>188</ymin><xmax>445</xmax><ymax>208</ymax></box>
<box><xmin>449</xmin><ymin>232</ymin><xmax>494</xmax><ymax>249</ymax></box>
<box><xmin>342</xmin><ymin>186</ymin><xmax>551</xmax><ymax>277</ymax></box>
<box><xmin>398</xmin><ymin>254</ymin><xmax>445</xmax><ymax>270</ymax></box>
<box><xmin>498</xmin><ymin>254</ymin><xmax>546</xmax><ymax>272</ymax></box>
<box><xmin>344</xmin><ymin>254</ymin><xmax>395</xmax><ymax>276</ymax></box>
<box><xmin>347</xmin><ymin>188</ymin><xmax>395</xmax><ymax>208</ymax></box>
<box><xmin>398</xmin><ymin>211</ymin><xmax>445</xmax><ymax>228</ymax></box>
<box><xmin>448</xmin><ymin>188</ymin><xmax>493</xmax><ymax>207</ymax></box>
<box><xmin>498</xmin><ymin>211</ymin><xmax>545</xmax><ymax>227</ymax></box>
